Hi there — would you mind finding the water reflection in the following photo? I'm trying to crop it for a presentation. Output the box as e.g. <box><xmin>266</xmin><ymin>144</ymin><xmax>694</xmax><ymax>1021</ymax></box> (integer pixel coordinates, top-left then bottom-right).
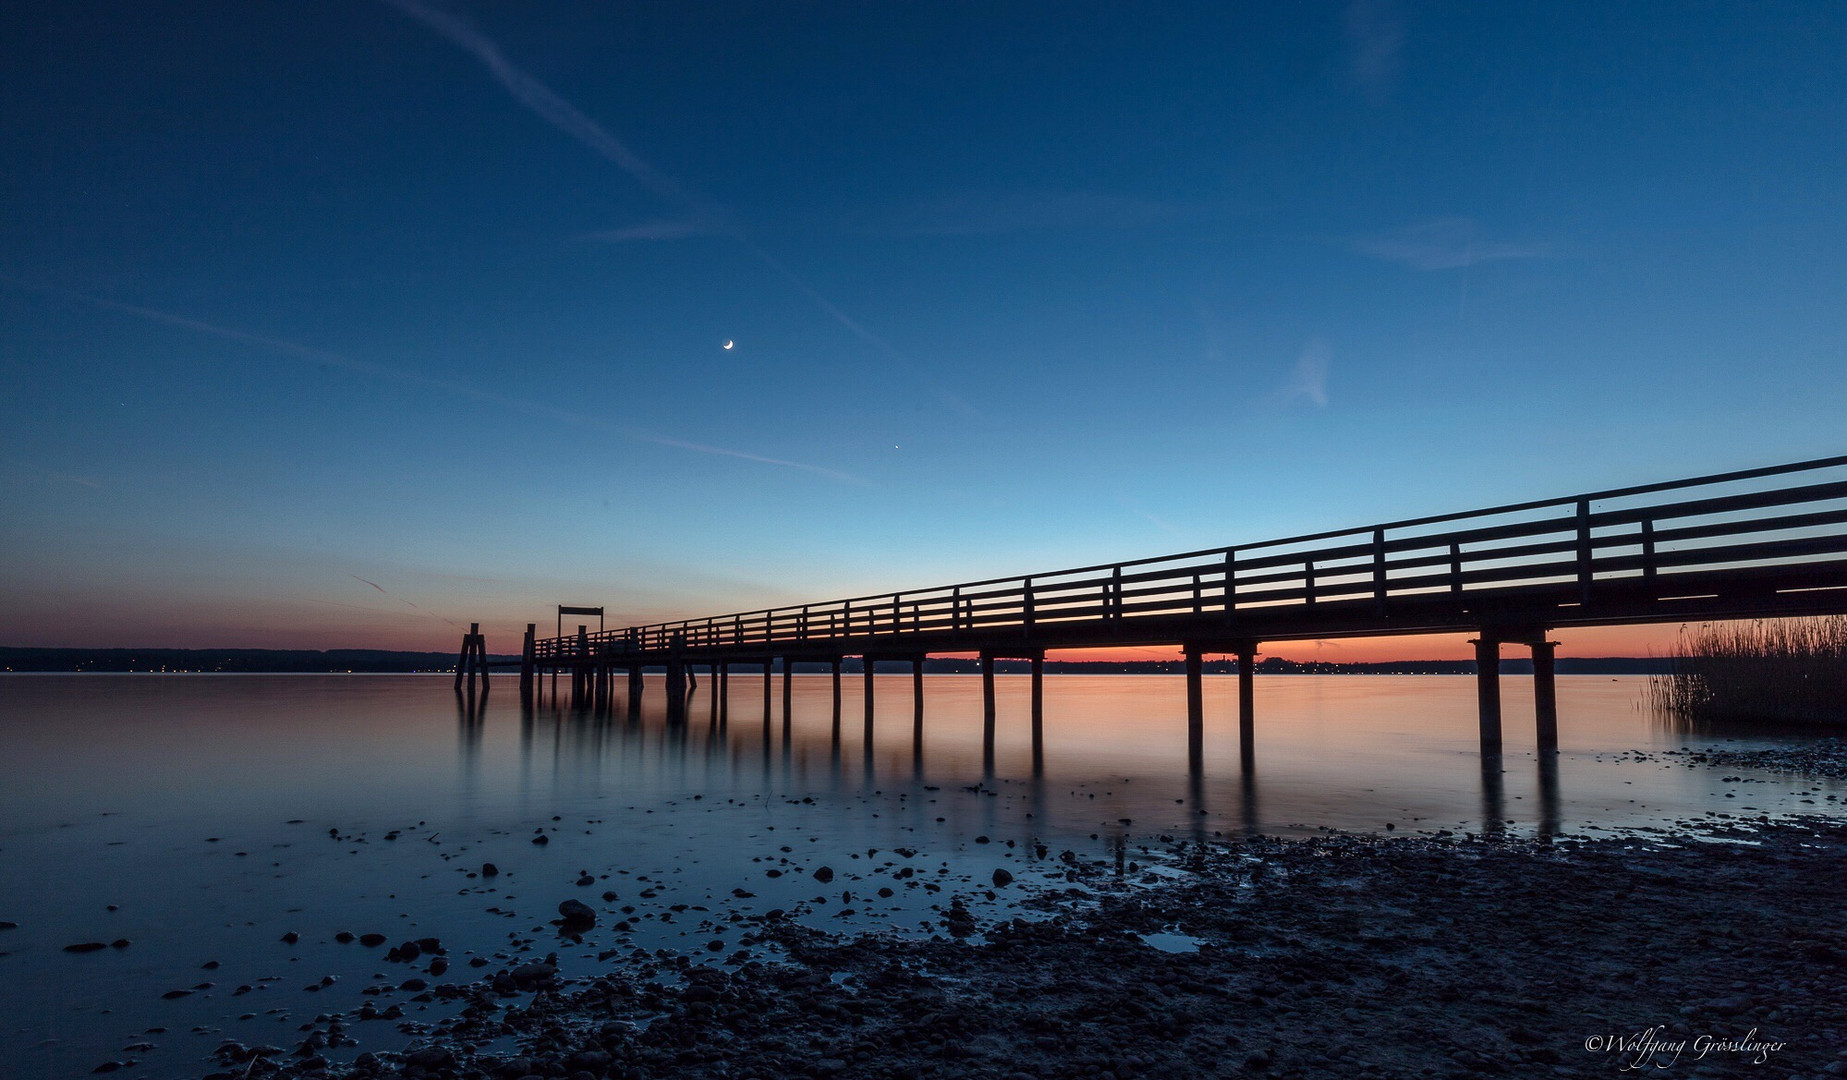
<box><xmin>456</xmin><ymin>689</ymin><xmax>485</xmax><ymax>755</ymax></box>
<box><xmin>1651</xmin><ymin>707</ymin><xmax>1836</xmax><ymax>740</ymax></box>
<box><xmin>457</xmin><ymin>689</ymin><xmax>486</xmax><ymax>802</ymax></box>
<box><xmin>1480</xmin><ymin>753</ymin><xmax>1505</xmax><ymax>835</ymax></box>
<box><xmin>515</xmin><ymin>676</ymin><xmax>1245</xmax><ymax>844</ymax></box>
<box><xmin>484</xmin><ymin>676</ymin><xmax>1307</xmax><ymax>848</ymax></box>
<box><xmin>1537</xmin><ymin>750</ymin><xmax>1562</xmax><ymax>838</ymax></box>
<box><xmin>1240</xmin><ymin>749</ymin><xmax>1261</xmax><ymax>839</ymax></box>
<box><xmin>409</xmin><ymin>674</ymin><xmax>1847</xmax><ymax>848</ymax></box>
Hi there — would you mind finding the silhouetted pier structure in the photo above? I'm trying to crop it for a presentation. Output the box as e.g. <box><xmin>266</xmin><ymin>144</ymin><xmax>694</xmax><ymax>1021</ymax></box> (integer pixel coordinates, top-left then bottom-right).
<box><xmin>506</xmin><ymin>454</ymin><xmax>1847</xmax><ymax>754</ymax></box>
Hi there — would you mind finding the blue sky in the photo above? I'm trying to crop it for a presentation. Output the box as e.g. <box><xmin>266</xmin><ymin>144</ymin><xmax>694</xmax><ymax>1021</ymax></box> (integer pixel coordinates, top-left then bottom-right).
<box><xmin>3</xmin><ymin>2</ymin><xmax>1844</xmax><ymax>654</ymax></box>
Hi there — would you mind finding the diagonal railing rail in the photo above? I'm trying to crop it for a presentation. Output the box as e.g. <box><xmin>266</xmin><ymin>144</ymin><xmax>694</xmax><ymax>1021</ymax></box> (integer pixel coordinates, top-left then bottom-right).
<box><xmin>535</xmin><ymin>453</ymin><xmax>1847</xmax><ymax>662</ymax></box>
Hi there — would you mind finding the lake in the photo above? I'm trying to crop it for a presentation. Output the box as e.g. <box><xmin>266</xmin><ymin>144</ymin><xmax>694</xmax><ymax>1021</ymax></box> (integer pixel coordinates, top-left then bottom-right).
<box><xmin>1</xmin><ymin>673</ymin><xmax>1840</xmax><ymax>1078</ymax></box>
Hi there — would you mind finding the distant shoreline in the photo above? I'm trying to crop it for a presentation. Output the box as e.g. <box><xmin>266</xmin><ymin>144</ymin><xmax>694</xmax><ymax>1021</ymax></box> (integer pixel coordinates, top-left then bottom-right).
<box><xmin>0</xmin><ymin>646</ymin><xmax>1676</xmax><ymax>676</ymax></box>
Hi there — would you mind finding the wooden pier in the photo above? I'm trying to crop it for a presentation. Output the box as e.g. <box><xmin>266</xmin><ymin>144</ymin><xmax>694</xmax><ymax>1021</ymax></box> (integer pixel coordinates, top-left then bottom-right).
<box><xmin>497</xmin><ymin>453</ymin><xmax>1847</xmax><ymax>754</ymax></box>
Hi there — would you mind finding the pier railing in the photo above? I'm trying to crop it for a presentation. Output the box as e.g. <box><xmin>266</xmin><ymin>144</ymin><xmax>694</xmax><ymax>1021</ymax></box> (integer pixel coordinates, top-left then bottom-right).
<box><xmin>535</xmin><ymin>453</ymin><xmax>1847</xmax><ymax>661</ymax></box>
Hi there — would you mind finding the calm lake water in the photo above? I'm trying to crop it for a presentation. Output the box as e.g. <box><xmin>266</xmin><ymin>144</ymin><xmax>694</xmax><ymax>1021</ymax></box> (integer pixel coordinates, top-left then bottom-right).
<box><xmin>1</xmin><ymin>673</ymin><xmax>1841</xmax><ymax>1078</ymax></box>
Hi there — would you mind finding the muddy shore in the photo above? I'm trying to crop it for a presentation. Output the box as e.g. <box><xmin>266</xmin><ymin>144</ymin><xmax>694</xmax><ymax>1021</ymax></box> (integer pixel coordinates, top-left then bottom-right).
<box><xmin>183</xmin><ymin>808</ymin><xmax>1847</xmax><ymax>1080</ymax></box>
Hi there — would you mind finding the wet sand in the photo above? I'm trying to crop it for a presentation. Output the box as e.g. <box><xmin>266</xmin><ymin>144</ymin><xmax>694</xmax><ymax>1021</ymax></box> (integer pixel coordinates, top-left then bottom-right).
<box><xmin>192</xmin><ymin>813</ymin><xmax>1847</xmax><ymax>1080</ymax></box>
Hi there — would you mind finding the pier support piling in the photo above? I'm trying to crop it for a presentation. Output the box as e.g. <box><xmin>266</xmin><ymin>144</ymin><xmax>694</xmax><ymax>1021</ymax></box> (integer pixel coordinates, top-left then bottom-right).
<box><xmin>1532</xmin><ymin>639</ymin><xmax>1560</xmax><ymax>751</ymax></box>
<box><xmin>456</xmin><ymin>620</ymin><xmax>491</xmax><ymax>694</ymax></box>
<box><xmin>782</xmin><ymin>658</ymin><xmax>794</xmax><ymax>730</ymax></box>
<box><xmin>981</xmin><ymin>652</ymin><xmax>996</xmax><ymax>745</ymax></box>
<box><xmin>1030</xmin><ymin>654</ymin><xmax>1044</xmax><ymax>749</ymax></box>
<box><xmin>912</xmin><ymin>657</ymin><xmax>925</xmax><ymax>740</ymax></box>
<box><xmin>1472</xmin><ymin>636</ymin><xmax>1503</xmax><ymax>754</ymax></box>
<box><xmin>830</xmin><ymin>657</ymin><xmax>842</xmax><ymax>734</ymax></box>
<box><xmin>454</xmin><ymin>623</ymin><xmax>489</xmax><ymax>696</ymax></box>
<box><xmin>665</xmin><ymin>635</ymin><xmax>687</xmax><ymax>722</ymax></box>
<box><xmin>519</xmin><ymin>623</ymin><xmax>535</xmax><ymax>701</ymax></box>
<box><xmin>1185</xmin><ymin>647</ymin><xmax>1204</xmax><ymax>760</ymax></box>
<box><xmin>574</xmin><ymin>625</ymin><xmax>590</xmax><ymax>709</ymax></box>
<box><xmin>1237</xmin><ymin>645</ymin><xmax>1257</xmax><ymax>756</ymax></box>
<box><xmin>864</xmin><ymin>658</ymin><xmax>875</xmax><ymax>736</ymax></box>
<box><xmin>454</xmin><ymin>623</ymin><xmax>473</xmax><ymax>692</ymax></box>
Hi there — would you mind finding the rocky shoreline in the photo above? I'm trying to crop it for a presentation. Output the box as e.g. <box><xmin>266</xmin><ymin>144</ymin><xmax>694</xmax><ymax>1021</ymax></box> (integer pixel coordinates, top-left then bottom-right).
<box><xmin>1663</xmin><ymin>737</ymin><xmax>1847</xmax><ymax>782</ymax></box>
<box><xmin>184</xmin><ymin>810</ymin><xmax>1847</xmax><ymax>1080</ymax></box>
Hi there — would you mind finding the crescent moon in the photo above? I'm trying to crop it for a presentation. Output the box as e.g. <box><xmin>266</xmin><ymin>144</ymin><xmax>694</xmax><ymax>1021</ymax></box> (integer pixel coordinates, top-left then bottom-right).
<box><xmin>722</xmin><ymin>340</ymin><xmax>734</xmax><ymax>350</ymax></box>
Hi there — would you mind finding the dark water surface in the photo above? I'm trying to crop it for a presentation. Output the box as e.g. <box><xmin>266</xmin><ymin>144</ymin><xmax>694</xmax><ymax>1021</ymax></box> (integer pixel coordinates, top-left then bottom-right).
<box><xmin>1</xmin><ymin>673</ymin><xmax>1841</xmax><ymax>1078</ymax></box>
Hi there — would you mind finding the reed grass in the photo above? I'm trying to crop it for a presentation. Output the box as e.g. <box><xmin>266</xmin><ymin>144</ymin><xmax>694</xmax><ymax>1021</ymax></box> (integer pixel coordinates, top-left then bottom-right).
<box><xmin>1648</xmin><ymin>617</ymin><xmax>1847</xmax><ymax>726</ymax></box>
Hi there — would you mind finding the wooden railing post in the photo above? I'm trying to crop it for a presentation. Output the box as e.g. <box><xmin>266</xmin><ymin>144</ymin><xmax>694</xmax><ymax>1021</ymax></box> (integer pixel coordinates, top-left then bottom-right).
<box><xmin>1372</xmin><ymin>527</ymin><xmax>1388</xmax><ymax>615</ymax></box>
<box><xmin>1111</xmin><ymin>565</ymin><xmax>1123</xmax><ymax>624</ymax></box>
<box><xmin>1023</xmin><ymin>578</ymin><xmax>1036</xmax><ymax>637</ymax></box>
<box><xmin>1576</xmin><ymin>497</ymin><xmax>1593</xmax><ymax>603</ymax></box>
<box><xmin>1304</xmin><ymin>560</ymin><xmax>1316</xmax><ymax>607</ymax></box>
<box><xmin>1223</xmin><ymin>550</ymin><xmax>1236</xmax><ymax>621</ymax></box>
<box><xmin>1449</xmin><ymin>542</ymin><xmax>1464</xmax><ymax>600</ymax></box>
<box><xmin>1641</xmin><ymin>518</ymin><xmax>1656</xmax><ymax>588</ymax></box>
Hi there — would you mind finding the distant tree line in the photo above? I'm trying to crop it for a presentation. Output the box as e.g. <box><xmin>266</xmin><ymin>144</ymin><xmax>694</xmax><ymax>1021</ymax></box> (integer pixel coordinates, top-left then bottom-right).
<box><xmin>0</xmin><ymin>648</ymin><xmax>515</xmax><ymax>673</ymax></box>
<box><xmin>0</xmin><ymin>647</ymin><xmax>1675</xmax><ymax>675</ymax></box>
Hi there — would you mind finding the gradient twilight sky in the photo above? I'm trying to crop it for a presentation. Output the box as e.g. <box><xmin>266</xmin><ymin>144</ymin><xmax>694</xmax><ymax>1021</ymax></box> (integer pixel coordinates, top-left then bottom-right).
<box><xmin>3</xmin><ymin>2</ymin><xmax>1844</xmax><ymax>661</ymax></box>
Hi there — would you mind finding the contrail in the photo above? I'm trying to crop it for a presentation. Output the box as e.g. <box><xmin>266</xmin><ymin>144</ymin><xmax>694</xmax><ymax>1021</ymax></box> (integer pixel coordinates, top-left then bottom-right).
<box><xmin>347</xmin><ymin>573</ymin><xmax>460</xmax><ymax>627</ymax></box>
<box><xmin>381</xmin><ymin>0</ymin><xmax>981</xmax><ymax>420</ymax></box>
<box><xmin>4</xmin><ymin>276</ymin><xmax>862</xmax><ymax>484</ymax></box>
<box><xmin>381</xmin><ymin>0</ymin><xmax>700</xmax><ymax>212</ymax></box>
